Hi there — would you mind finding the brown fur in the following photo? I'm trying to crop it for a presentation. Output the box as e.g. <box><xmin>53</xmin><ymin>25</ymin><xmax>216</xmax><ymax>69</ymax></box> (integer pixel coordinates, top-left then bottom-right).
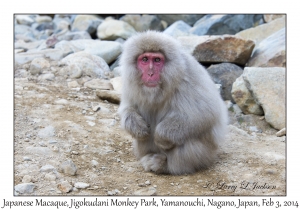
<box><xmin>118</xmin><ymin>31</ymin><xmax>228</xmax><ymax>175</ymax></box>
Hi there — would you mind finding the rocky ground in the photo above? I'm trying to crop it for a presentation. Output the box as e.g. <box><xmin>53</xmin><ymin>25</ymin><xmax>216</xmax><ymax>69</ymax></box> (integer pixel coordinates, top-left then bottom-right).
<box><xmin>13</xmin><ymin>14</ymin><xmax>286</xmax><ymax>196</ymax></box>
<box><xmin>14</xmin><ymin>72</ymin><xmax>286</xmax><ymax>196</ymax></box>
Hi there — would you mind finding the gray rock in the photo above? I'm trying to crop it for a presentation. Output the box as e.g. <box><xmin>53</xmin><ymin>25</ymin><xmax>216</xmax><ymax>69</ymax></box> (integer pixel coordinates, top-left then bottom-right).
<box><xmin>91</xmin><ymin>160</ymin><xmax>99</xmax><ymax>167</ymax></box>
<box><xmin>15</xmin><ymin>40</ymin><xmax>44</xmax><ymax>51</ymax></box>
<box><xmin>61</xmin><ymin>51</ymin><xmax>110</xmax><ymax>78</ymax></box>
<box><xmin>247</xmin><ymin>28</ymin><xmax>286</xmax><ymax>67</ymax></box>
<box><xmin>121</xmin><ymin>14</ymin><xmax>164</xmax><ymax>32</ymax></box>
<box><xmin>97</xmin><ymin>19</ymin><xmax>136</xmax><ymax>40</ymax></box>
<box><xmin>71</xmin><ymin>15</ymin><xmax>103</xmax><ymax>35</ymax></box>
<box><xmin>83</xmin><ymin>41</ymin><xmax>122</xmax><ymax>64</ymax></box>
<box><xmin>163</xmin><ymin>20</ymin><xmax>191</xmax><ymax>37</ymax></box>
<box><xmin>191</xmin><ymin>14</ymin><xmax>263</xmax><ymax>35</ymax></box>
<box><xmin>236</xmin><ymin>17</ymin><xmax>285</xmax><ymax>48</ymax></box>
<box><xmin>107</xmin><ymin>189</ymin><xmax>120</xmax><ymax>195</ymax></box>
<box><xmin>15</xmin><ymin>15</ymin><xmax>35</xmax><ymax>26</ymax></box>
<box><xmin>74</xmin><ymin>182</ymin><xmax>90</xmax><ymax>189</ymax></box>
<box><xmin>38</xmin><ymin>126</ymin><xmax>55</xmax><ymax>138</ymax></box>
<box><xmin>45</xmin><ymin>173</ymin><xmax>56</xmax><ymax>181</ymax></box>
<box><xmin>54</xmin><ymin>99</ymin><xmax>68</xmax><ymax>105</ymax></box>
<box><xmin>60</xmin><ymin>31</ymin><xmax>92</xmax><ymax>41</ymax></box>
<box><xmin>40</xmin><ymin>164</ymin><xmax>56</xmax><ymax>172</ymax></box>
<box><xmin>67</xmin><ymin>81</ymin><xmax>80</xmax><ymax>88</ymax></box>
<box><xmin>133</xmin><ymin>187</ymin><xmax>157</xmax><ymax>196</ymax></box>
<box><xmin>157</xmin><ymin>14</ymin><xmax>205</xmax><ymax>26</ymax></box>
<box><xmin>25</xmin><ymin>146</ymin><xmax>53</xmax><ymax>156</ymax></box>
<box><xmin>59</xmin><ymin>160</ymin><xmax>77</xmax><ymax>176</ymax></box>
<box><xmin>207</xmin><ymin>63</ymin><xmax>244</xmax><ymax>101</ymax></box>
<box><xmin>23</xmin><ymin>156</ymin><xmax>32</xmax><ymax>161</ymax></box>
<box><xmin>58</xmin><ymin>181</ymin><xmax>73</xmax><ymax>193</ymax></box>
<box><xmin>38</xmin><ymin>73</ymin><xmax>55</xmax><ymax>81</ymax></box>
<box><xmin>15</xmin><ymin>49</ymin><xmax>64</xmax><ymax>65</ymax></box>
<box><xmin>84</xmin><ymin>79</ymin><xmax>113</xmax><ymax>90</ymax></box>
<box><xmin>243</xmin><ymin>67</ymin><xmax>285</xmax><ymax>130</ymax></box>
<box><xmin>29</xmin><ymin>57</ymin><xmax>50</xmax><ymax>75</ymax></box>
<box><xmin>231</xmin><ymin>76</ymin><xmax>264</xmax><ymax>115</ymax></box>
<box><xmin>15</xmin><ymin>183</ymin><xmax>36</xmax><ymax>194</ymax></box>
<box><xmin>33</xmin><ymin>22</ymin><xmax>55</xmax><ymax>31</ymax></box>
<box><xmin>22</xmin><ymin>175</ymin><xmax>32</xmax><ymax>183</ymax></box>
<box><xmin>48</xmin><ymin>139</ymin><xmax>58</xmax><ymax>144</ymax></box>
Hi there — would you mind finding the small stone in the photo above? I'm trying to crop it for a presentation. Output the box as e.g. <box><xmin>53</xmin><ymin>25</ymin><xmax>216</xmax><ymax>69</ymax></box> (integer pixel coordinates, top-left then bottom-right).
<box><xmin>68</xmin><ymin>81</ymin><xmax>80</xmax><ymax>88</ymax></box>
<box><xmin>107</xmin><ymin>189</ymin><xmax>120</xmax><ymax>196</ymax></box>
<box><xmin>38</xmin><ymin>141</ymin><xmax>47</xmax><ymax>147</ymax></box>
<box><xmin>96</xmin><ymin>90</ymin><xmax>120</xmax><ymax>104</ymax></box>
<box><xmin>92</xmin><ymin>105</ymin><xmax>101</xmax><ymax>112</ymax></box>
<box><xmin>276</xmin><ymin>128</ymin><xmax>286</xmax><ymax>137</ymax></box>
<box><xmin>23</xmin><ymin>157</ymin><xmax>32</xmax><ymax>161</ymax></box>
<box><xmin>44</xmin><ymin>173</ymin><xmax>56</xmax><ymax>181</ymax></box>
<box><xmin>145</xmin><ymin>180</ymin><xmax>151</xmax><ymax>185</ymax></box>
<box><xmin>74</xmin><ymin>182</ymin><xmax>90</xmax><ymax>189</ymax></box>
<box><xmin>30</xmin><ymin>58</ymin><xmax>50</xmax><ymax>75</ymax></box>
<box><xmin>133</xmin><ymin>187</ymin><xmax>157</xmax><ymax>196</ymax></box>
<box><xmin>22</xmin><ymin>175</ymin><xmax>32</xmax><ymax>183</ymax></box>
<box><xmin>58</xmin><ymin>181</ymin><xmax>73</xmax><ymax>193</ymax></box>
<box><xmin>91</xmin><ymin>160</ymin><xmax>99</xmax><ymax>167</ymax></box>
<box><xmin>54</xmin><ymin>99</ymin><xmax>68</xmax><ymax>105</ymax></box>
<box><xmin>38</xmin><ymin>126</ymin><xmax>56</xmax><ymax>138</ymax></box>
<box><xmin>38</xmin><ymin>73</ymin><xmax>55</xmax><ymax>81</ymax></box>
<box><xmin>60</xmin><ymin>160</ymin><xmax>77</xmax><ymax>176</ymax></box>
<box><xmin>48</xmin><ymin>139</ymin><xmax>57</xmax><ymax>144</ymax></box>
<box><xmin>15</xmin><ymin>183</ymin><xmax>36</xmax><ymax>194</ymax></box>
<box><xmin>71</xmin><ymin>151</ymin><xmax>79</xmax><ymax>155</ymax></box>
<box><xmin>86</xmin><ymin>121</ymin><xmax>95</xmax><ymax>126</ymax></box>
<box><xmin>40</xmin><ymin>165</ymin><xmax>56</xmax><ymax>173</ymax></box>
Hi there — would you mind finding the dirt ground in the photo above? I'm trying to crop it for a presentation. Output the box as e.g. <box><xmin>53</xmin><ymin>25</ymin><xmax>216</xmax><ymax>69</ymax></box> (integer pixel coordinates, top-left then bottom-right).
<box><xmin>13</xmin><ymin>73</ymin><xmax>286</xmax><ymax>196</ymax></box>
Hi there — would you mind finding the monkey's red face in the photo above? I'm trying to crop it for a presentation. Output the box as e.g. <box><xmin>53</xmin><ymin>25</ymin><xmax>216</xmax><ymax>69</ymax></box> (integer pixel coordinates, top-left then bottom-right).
<box><xmin>137</xmin><ymin>52</ymin><xmax>165</xmax><ymax>87</ymax></box>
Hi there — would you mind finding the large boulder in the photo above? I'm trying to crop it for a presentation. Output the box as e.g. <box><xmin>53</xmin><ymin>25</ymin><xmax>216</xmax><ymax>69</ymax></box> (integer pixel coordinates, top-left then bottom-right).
<box><xmin>243</xmin><ymin>67</ymin><xmax>285</xmax><ymax>130</ymax></box>
<box><xmin>236</xmin><ymin>17</ymin><xmax>285</xmax><ymax>48</ymax></box>
<box><xmin>121</xmin><ymin>15</ymin><xmax>164</xmax><ymax>32</ymax></box>
<box><xmin>97</xmin><ymin>19</ymin><xmax>136</xmax><ymax>40</ymax></box>
<box><xmin>157</xmin><ymin>14</ymin><xmax>205</xmax><ymax>26</ymax></box>
<box><xmin>231</xmin><ymin>76</ymin><xmax>264</xmax><ymax>115</ymax></box>
<box><xmin>207</xmin><ymin>63</ymin><xmax>244</xmax><ymax>101</ymax></box>
<box><xmin>192</xmin><ymin>35</ymin><xmax>255</xmax><ymax>65</ymax></box>
<box><xmin>71</xmin><ymin>15</ymin><xmax>103</xmax><ymax>35</ymax></box>
<box><xmin>190</xmin><ymin>14</ymin><xmax>263</xmax><ymax>35</ymax></box>
<box><xmin>247</xmin><ymin>28</ymin><xmax>286</xmax><ymax>67</ymax></box>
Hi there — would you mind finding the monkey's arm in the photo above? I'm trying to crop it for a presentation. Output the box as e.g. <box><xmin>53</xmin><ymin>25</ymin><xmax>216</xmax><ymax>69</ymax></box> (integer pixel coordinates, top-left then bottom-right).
<box><xmin>154</xmin><ymin>110</ymin><xmax>217</xmax><ymax>150</ymax></box>
<box><xmin>119</xmin><ymin>106</ymin><xmax>150</xmax><ymax>140</ymax></box>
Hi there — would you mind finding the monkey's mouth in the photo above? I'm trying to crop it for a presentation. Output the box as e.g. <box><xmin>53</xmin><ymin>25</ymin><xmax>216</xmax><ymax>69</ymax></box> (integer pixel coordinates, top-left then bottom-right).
<box><xmin>143</xmin><ymin>81</ymin><xmax>160</xmax><ymax>87</ymax></box>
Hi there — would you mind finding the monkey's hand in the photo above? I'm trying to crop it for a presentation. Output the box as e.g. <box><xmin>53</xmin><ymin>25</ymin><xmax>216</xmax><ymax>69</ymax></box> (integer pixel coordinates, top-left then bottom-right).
<box><xmin>123</xmin><ymin>110</ymin><xmax>150</xmax><ymax>141</ymax></box>
<box><xmin>154</xmin><ymin>119</ymin><xmax>183</xmax><ymax>150</ymax></box>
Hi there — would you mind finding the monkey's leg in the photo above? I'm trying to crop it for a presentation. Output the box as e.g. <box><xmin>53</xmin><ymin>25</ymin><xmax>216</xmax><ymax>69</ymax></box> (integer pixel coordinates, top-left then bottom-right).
<box><xmin>140</xmin><ymin>153</ymin><xmax>168</xmax><ymax>174</ymax></box>
<box><xmin>166</xmin><ymin>139</ymin><xmax>218</xmax><ymax>175</ymax></box>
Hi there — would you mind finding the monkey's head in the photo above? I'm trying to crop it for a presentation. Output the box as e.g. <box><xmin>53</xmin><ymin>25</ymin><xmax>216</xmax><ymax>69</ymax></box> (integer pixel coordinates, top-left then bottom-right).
<box><xmin>120</xmin><ymin>31</ymin><xmax>186</xmax><ymax>103</ymax></box>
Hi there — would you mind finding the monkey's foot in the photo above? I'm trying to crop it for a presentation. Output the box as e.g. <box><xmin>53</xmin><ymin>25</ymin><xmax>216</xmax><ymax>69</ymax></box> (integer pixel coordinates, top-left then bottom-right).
<box><xmin>140</xmin><ymin>153</ymin><xmax>167</xmax><ymax>173</ymax></box>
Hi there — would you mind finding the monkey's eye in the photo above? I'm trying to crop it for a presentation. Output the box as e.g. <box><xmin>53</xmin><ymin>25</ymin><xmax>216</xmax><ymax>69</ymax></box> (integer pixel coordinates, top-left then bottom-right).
<box><xmin>154</xmin><ymin>58</ymin><xmax>161</xmax><ymax>62</ymax></box>
<box><xmin>142</xmin><ymin>57</ymin><xmax>148</xmax><ymax>62</ymax></box>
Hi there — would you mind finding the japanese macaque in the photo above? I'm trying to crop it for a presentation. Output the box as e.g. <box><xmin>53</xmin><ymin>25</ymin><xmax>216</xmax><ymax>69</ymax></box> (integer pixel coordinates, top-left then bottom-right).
<box><xmin>118</xmin><ymin>31</ymin><xmax>228</xmax><ymax>175</ymax></box>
